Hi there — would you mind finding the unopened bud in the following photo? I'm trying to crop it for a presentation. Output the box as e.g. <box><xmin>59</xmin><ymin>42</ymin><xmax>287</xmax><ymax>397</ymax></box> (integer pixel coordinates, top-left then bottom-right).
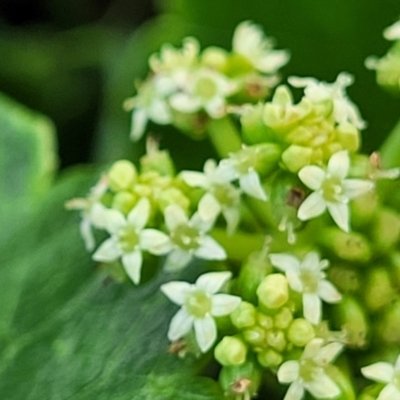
<box><xmin>230</xmin><ymin>302</ymin><xmax>257</xmax><ymax>329</ymax></box>
<box><xmin>281</xmin><ymin>144</ymin><xmax>313</xmax><ymax>173</ymax></box>
<box><xmin>371</xmin><ymin>208</ymin><xmax>400</xmax><ymax>254</ymax></box>
<box><xmin>257</xmin><ymin>348</ymin><xmax>283</xmax><ymax>368</ymax></box>
<box><xmin>112</xmin><ymin>191</ymin><xmax>137</xmax><ymax>215</ymax></box>
<box><xmin>287</xmin><ymin>318</ymin><xmax>315</xmax><ymax>347</ymax></box>
<box><xmin>336</xmin><ymin>122</ymin><xmax>360</xmax><ymax>153</ymax></box>
<box><xmin>257</xmin><ymin>273</ymin><xmax>289</xmax><ymax>310</ymax></box>
<box><xmin>243</xmin><ymin>326</ymin><xmax>266</xmax><ymax>347</ymax></box>
<box><xmin>140</xmin><ymin>149</ymin><xmax>175</xmax><ymax>177</ymax></box>
<box><xmin>241</xmin><ymin>103</ymin><xmax>276</xmax><ymax>144</ymax></box>
<box><xmin>364</xmin><ymin>268</ymin><xmax>395</xmax><ymax>312</ymax></box>
<box><xmin>214</xmin><ymin>336</ymin><xmax>247</xmax><ymax>366</ymax></box>
<box><xmin>266</xmin><ymin>329</ymin><xmax>286</xmax><ymax>351</ymax></box>
<box><xmin>274</xmin><ymin>307</ymin><xmax>293</xmax><ymax>329</ymax></box>
<box><xmin>108</xmin><ymin>160</ymin><xmax>137</xmax><ymax>191</ymax></box>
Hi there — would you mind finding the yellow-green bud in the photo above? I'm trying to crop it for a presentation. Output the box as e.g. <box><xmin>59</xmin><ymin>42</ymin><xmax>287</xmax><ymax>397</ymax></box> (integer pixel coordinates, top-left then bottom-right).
<box><xmin>281</xmin><ymin>144</ymin><xmax>313</xmax><ymax>173</ymax></box>
<box><xmin>364</xmin><ymin>268</ymin><xmax>395</xmax><ymax>312</ymax></box>
<box><xmin>257</xmin><ymin>348</ymin><xmax>283</xmax><ymax>368</ymax></box>
<box><xmin>201</xmin><ymin>47</ymin><xmax>228</xmax><ymax>71</ymax></box>
<box><xmin>243</xmin><ymin>326</ymin><xmax>266</xmax><ymax>347</ymax></box>
<box><xmin>266</xmin><ymin>329</ymin><xmax>286</xmax><ymax>351</ymax></box>
<box><xmin>156</xmin><ymin>187</ymin><xmax>190</xmax><ymax>212</ymax></box>
<box><xmin>214</xmin><ymin>336</ymin><xmax>247</xmax><ymax>366</ymax></box>
<box><xmin>336</xmin><ymin>122</ymin><xmax>360</xmax><ymax>153</ymax></box>
<box><xmin>274</xmin><ymin>307</ymin><xmax>293</xmax><ymax>330</ymax></box>
<box><xmin>230</xmin><ymin>302</ymin><xmax>257</xmax><ymax>329</ymax></box>
<box><xmin>378</xmin><ymin>300</ymin><xmax>400</xmax><ymax>344</ymax></box>
<box><xmin>287</xmin><ymin>318</ymin><xmax>315</xmax><ymax>347</ymax></box>
<box><xmin>371</xmin><ymin>208</ymin><xmax>400</xmax><ymax>254</ymax></box>
<box><xmin>140</xmin><ymin>149</ymin><xmax>175</xmax><ymax>177</ymax></box>
<box><xmin>319</xmin><ymin>228</ymin><xmax>371</xmax><ymax>264</ymax></box>
<box><xmin>108</xmin><ymin>160</ymin><xmax>137</xmax><ymax>191</ymax></box>
<box><xmin>257</xmin><ymin>273</ymin><xmax>289</xmax><ymax>310</ymax></box>
<box><xmin>111</xmin><ymin>191</ymin><xmax>137</xmax><ymax>215</ymax></box>
<box><xmin>350</xmin><ymin>191</ymin><xmax>379</xmax><ymax>228</ymax></box>
<box><xmin>256</xmin><ymin>312</ymin><xmax>274</xmax><ymax>330</ymax></box>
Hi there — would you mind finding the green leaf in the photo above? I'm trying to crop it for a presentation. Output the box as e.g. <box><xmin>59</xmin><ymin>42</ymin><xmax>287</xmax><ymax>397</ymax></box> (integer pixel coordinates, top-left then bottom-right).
<box><xmin>0</xmin><ymin>170</ymin><xmax>224</xmax><ymax>400</ymax></box>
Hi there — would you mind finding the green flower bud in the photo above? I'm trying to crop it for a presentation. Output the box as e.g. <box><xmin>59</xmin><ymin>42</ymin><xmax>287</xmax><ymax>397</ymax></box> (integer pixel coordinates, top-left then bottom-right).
<box><xmin>256</xmin><ymin>312</ymin><xmax>274</xmax><ymax>330</ymax></box>
<box><xmin>266</xmin><ymin>329</ymin><xmax>286</xmax><ymax>351</ymax></box>
<box><xmin>243</xmin><ymin>326</ymin><xmax>266</xmax><ymax>347</ymax></box>
<box><xmin>336</xmin><ymin>122</ymin><xmax>360</xmax><ymax>153</ymax></box>
<box><xmin>230</xmin><ymin>301</ymin><xmax>257</xmax><ymax>329</ymax></box>
<box><xmin>219</xmin><ymin>361</ymin><xmax>262</xmax><ymax>398</ymax></box>
<box><xmin>140</xmin><ymin>149</ymin><xmax>175</xmax><ymax>177</ymax></box>
<box><xmin>257</xmin><ymin>348</ymin><xmax>283</xmax><ymax>368</ymax></box>
<box><xmin>274</xmin><ymin>307</ymin><xmax>293</xmax><ymax>329</ymax></box>
<box><xmin>156</xmin><ymin>187</ymin><xmax>190</xmax><ymax>212</ymax></box>
<box><xmin>371</xmin><ymin>208</ymin><xmax>400</xmax><ymax>254</ymax></box>
<box><xmin>319</xmin><ymin>228</ymin><xmax>371</xmax><ymax>264</ymax></box>
<box><xmin>224</xmin><ymin>53</ymin><xmax>254</xmax><ymax>77</ymax></box>
<box><xmin>364</xmin><ymin>267</ymin><xmax>396</xmax><ymax>312</ymax></box>
<box><xmin>350</xmin><ymin>191</ymin><xmax>379</xmax><ymax>228</ymax></box>
<box><xmin>111</xmin><ymin>191</ymin><xmax>137</xmax><ymax>215</ymax></box>
<box><xmin>257</xmin><ymin>273</ymin><xmax>289</xmax><ymax>310</ymax></box>
<box><xmin>287</xmin><ymin>318</ymin><xmax>315</xmax><ymax>347</ymax></box>
<box><xmin>281</xmin><ymin>144</ymin><xmax>313</xmax><ymax>173</ymax></box>
<box><xmin>378</xmin><ymin>300</ymin><xmax>400</xmax><ymax>344</ymax></box>
<box><xmin>215</xmin><ymin>336</ymin><xmax>247</xmax><ymax>367</ymax></box>
<box><xmin>201</xmin><ymin>46</ymin><xmax>228</xmax><ymax>71</ymax></box>
<box><xmin>108</xmin><ymin>160</ymin><xmax>137</xmax><ymax>191</ymax></box>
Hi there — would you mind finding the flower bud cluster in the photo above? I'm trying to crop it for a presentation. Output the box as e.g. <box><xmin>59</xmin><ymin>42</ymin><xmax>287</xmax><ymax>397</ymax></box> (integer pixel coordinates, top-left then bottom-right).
<box><xmin>124</xmin><ymin>21</ymin><xmax>289</xmax><ymax>141</ymax></box>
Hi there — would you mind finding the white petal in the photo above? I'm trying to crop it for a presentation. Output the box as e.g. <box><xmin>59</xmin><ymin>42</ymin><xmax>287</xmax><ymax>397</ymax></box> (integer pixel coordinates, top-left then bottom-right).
<box><xmin>301</xmin><ymin>252</ymin><xmax>320</xmax><ymax>271</ymax></box>
<box><xmin>298</xmin><ymin>166</ymin><xmax>325</xmax><ymax>190</ymax></box>
<box><xmin>195</xmin><ymin>236</ymin><xmax>227</xmax><ymax>261</ymax></box>
<box><xmin>378</xmin><ymin>383</ymin><xmax>400</xmax><ymax>400</ymax></box>
<box><xmin>211</xmin><ymin>294</ymin><xmax>241</xmax><ymax>316</ymax></box>
<box><xmin>318</xmin><ymin>280</ymin><xmax>342</xmax><ymax>304</ymax></box>
<box><xmin>168</xmin><ymin>308</ymin><xmax>194</xmax><ymax>341</ymax></box>
<box><xmin>204</xmin><ymin>96</ymin><xmax>225</xmax><ymax>118</ymax></box>
<box><xmin>283</xmin><ymin>381</ymin><xmax>304</xmax><ymax>400</ymax></box>
<box><xmin>286</xmin><ymin>271</ymin><xmax>303</xmax><ymax>293</ymax></box>
<box><xmin>180</xmin><ymin>171</ymin><xmax>209</xmax><ymax>188</ymax></box>
<box><xmin>89</xmin><ymin>202</ymin><xmax>109</xmax><ymax>229</ymax></box>
<box><xmin>196</xmin><ymin>271</ymin><xmax>232</xmax><ymax>294</ymax></box>
<box><xmin>327</xmin><ymin>150</ymin><xmax>349</xmax><ymax>179</ymax></box>
<box><xmin>130</xmin><ymin>108</ymin><xmax>148</xmax><ymax>141</ymax></box>
<box><xmin>342</xmin><ymin>179</ymin><xmax>374</xmax><ymax>199</ymax></box>
<box><xmin>384</xmin><ymin>20</ymin><xmax>400</xmax><ymax>40</ymax></box>
<box><xmin>303</xmin><ymin>338</ymin><xmax>324</xmax><ymax>359</ymax></box>
<box><xmin>122</xmin><ymin>250</ymin><xmax>143</xmax><ymax>284</ymax></box>
<box><xmin>198</xmin><ymin>193</ymin><xmax>221</xmax><ymax>224</ymax></box>
<box><xmin>93</xmin><ymin>237</ymin><xmax>121</xmax><ymax>262</ymax></box>
<box><xmin>315</xmin><ymin>342</ymin><xmax>344</xmax><ymax>365</ymax></box>
<box><xmin>148</xmin><ymin>99</ymin><xmax>172</xmax><ymax>125</ymax></box>
<box><xmin>303</xmin><ymin>293</ymin><xmax>322</xmax><ymax>325</ymax></box>
<box><xmin>105</xmin><ymin>209</ymin><xmax>126</xmax><ymax>234</ymax></box>
<box><xmin>222</xmin><ymin>206</ymin><xmax>240</xmax><ymax>235</ymax></box>
<box><xmin>277</xmin><ymin>360</ymin><xmax>300</xmax><ymax>383</ymax></box>
<box><xmin>127</xmin><ymin>197</ymin><xmax>150</xmax><ymax>230</ymax></box>
<box><xmin>306</xmin><ymin>370</ymin><xmax>340</xmax><ymax>398</ymax></box>
<box><xmin>298</xmin><ymin>192</ymin><xmax>327</xmax><ymax>221</ymax></box>
<box><xmin>80</xmin><ymin>218</ymin><xmax>95</xmax><ymax>251</ymax></box>
<box><xmin>170</xmin><ymin>93</ymin><xmax>201</xmax><ymax>113</ymax></box>
<box><xmin>395</xmin><ymin>355</ymin><xmax>400</xmax><ymax>370</ymax></box>
<box><xmin>215</xmin><ymin>160</ymin><xmax>238</xmax><ymax>182</ymax></box>
<box><xmin>239</xmin><ymin>170</ymin><xmax>267</xmax><ymax>201</ymax></box>
<box><xmin>164</xmin><ymin>205</ymin><xmax>188</xmax><ymax>231</ymax></box>
<box><xmin>269</xmin><ymin>253</ymin><xmax>301</xmax><ymax>274</ymax></box>
<box><xmin>194</xmin><ymin>315</ymin><xmax>217</xmax><ymax>352</ymax></box>
<box><xmin>140</xmin><ymin>229</ymin><xmax>172</xmax><ymax>255</ymax></box>
<box><xmin>164</xmin><ymin>249</ymin><xmax>192</xmax><ymax>271</ymax></box>
<box><xmin>161</xmin><ymin>281</ymin><xmax>192</xmax><ymax>305</ymax></box>
<box><xmin>326</xmin><ymin>202</ymin><xmax>349</xmax><ymax>232</ymax></box>
<box><xmin>361</xmin><ymin>362</ymin><xmax>394</xmax><ymax>383</ymax></box>
<box><xmin>258</xmin><ymin>50</ymin><xmax>291</xmax><ymax>73</ymax></box>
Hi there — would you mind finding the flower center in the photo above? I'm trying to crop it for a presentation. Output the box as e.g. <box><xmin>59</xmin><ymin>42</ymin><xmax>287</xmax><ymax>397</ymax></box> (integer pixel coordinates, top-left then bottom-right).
<box><xmin>300</xmin><ymin>269</ymin><xmax>319</xmax><ymax>293</ymax></box>
<box><xmin>234</xmin><ymin>148</ymin><xmax>257</xmax><ymax>174</ymax></box>
<box><xmin>299</xmin><ymin>358</ymin><xmax>319</xmax><ymax>382</ymax></box>
<box><xmin>213</xmin><ymin>184</ymin><xmax>237</xmax><ymax>206</ymax></box>
<box><xmin>321</xmin><ymin>176</ymin><xmax>344</xmax><ymax>203</ymax></box>
<box><xmin>118</xmin><ymin>226</ymin><xmax>139</xmax><ymax>252</ymax></box>
<box><xmin>184</xmin><ymin>289</ymin><xmax>212</xmax><ymax>318</ymax></box>
<box><xmin>171</xmin><ymin>224</ymin><xmax>200</xmax><ymax>251</ymax></box>
<box><xmin>194</xmin><ymin>76</ymin><xmax>217</xmax><ymax>100</ymax></box>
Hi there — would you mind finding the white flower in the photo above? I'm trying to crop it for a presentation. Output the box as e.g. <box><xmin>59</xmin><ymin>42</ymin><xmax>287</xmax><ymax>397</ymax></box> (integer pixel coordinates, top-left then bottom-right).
<box><xmin>269</xmin><ymin>252</ymin><xmax>341</xmax><ymax>325</ymax></box>
<box><xmin>218</xmin><ymin>147</ymin><xmax>268</xmax><ymax>201</ymax></box>
<box><xmin>297</xmin><ymin>150</ymin><xmax>374</xmax><ymax>232</ymax></box>
<box><xmin>277</xmin><ymin>338</ymin><xmax>343</xmax><ymax>400</ymax></box>
<box><xmin>92</xmin><ymin>197</ymin><xmax>171</xmax><ymax>284</ymax></box>
<box><xmin>169</xmin><ymin>68</ymin><xmax>236</xmax><ymax>118</ymax></box>
<box><xmin>180</xmin><ymin>159</ymin><xmax>242</xmax><ymax>234</ymax></box>
<box><xmin>163</xmin><ymin>204</ymin><xmax>227</xmax><ymax>271</ymax></box>
<box><xmin>65</xmin><ymin>175</ymin><xmax>109</xmax><ymax>251</ymax></box>
<box><xmin>232</xmin><ymin>20</ymin><xmax>290</xmax><ymax>74</ymax></box>
<box><xmin>288</xmin><ymin>73</ymin><xmax>366</xmax><ymax>130</ymax></box>
<box><xmin>161</xmin><ymin>271</ymin><xmax>241</xmax><ymax>352</ymax></box>
<box><xmin>361</xmin><ymin>354</ymin><xmax>400</xmax><ymax>400</ymax></box>
<box><xmin>384</xmin><ymin>20</ymin><xmax>400</xmax><ymax>41</ymax></box>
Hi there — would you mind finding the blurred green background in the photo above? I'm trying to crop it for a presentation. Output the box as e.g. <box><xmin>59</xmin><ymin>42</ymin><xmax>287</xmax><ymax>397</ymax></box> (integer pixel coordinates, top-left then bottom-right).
<box><xmin>1</xmin><ymin>0</ymin><xmax>400</xmax><ymax>171</ymax></box>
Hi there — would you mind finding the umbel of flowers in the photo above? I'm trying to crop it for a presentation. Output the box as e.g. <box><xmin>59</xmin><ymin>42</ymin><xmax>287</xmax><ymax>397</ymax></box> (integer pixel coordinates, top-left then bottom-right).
<box><xmin>68</xmin><ymin>20</ymin><xmax>400</xmax><ymax>400</ymax></box>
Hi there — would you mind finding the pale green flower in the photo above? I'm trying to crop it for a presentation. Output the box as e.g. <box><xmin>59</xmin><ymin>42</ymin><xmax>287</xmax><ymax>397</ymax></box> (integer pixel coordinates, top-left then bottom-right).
<box><xmin>277</xmin><ymin>338</ymin><xmax>343</xmax><ymax>400</ymax></box>
<box><xmin>92</xmin><ymin>197</ymin><xmax>171</xmax><ymax>284</ymax></box>
<box><xmin>297</xmin><ymin>150</ymin><xmax>374</xmax><ymax>232</ymax></box>
<box><xmin>269</xmin><ymin>252</ymin><xmax>341</xmax><ymax>325</ymax></box>
<box><xmin>163</xmin><ymin>204</ymin><xmax>227</xmax><ymax>271</ymax></box>
<box><xmin>232</xmin><ymin>20</ymin><xmax>290</xmax><ymax>74</ymax></box>
<box><xmin>361</xmin><ymin>354</ymin><xmax>400</xmax><ymax>400</ymax></box>
<box><xmin>161</xmin><ymin>271</ymin><xmax>241</xmax><ymax>352</ymax></box>
<box><xmin>384</xmin><ymin>20</ymin><xmax>400</xmax><ymax>41</ymax></box>
<box><xmin>180</xmin><ymin>159</ymin><xmax>242</xmax><ymax>234</ymax></box>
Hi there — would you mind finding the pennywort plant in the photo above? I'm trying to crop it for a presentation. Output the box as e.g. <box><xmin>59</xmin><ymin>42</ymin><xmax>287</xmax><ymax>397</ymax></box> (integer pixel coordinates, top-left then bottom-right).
<box><xmin>68</xmin><ymin>20</ymin><xmax>400</xmax><ymax>400</ymax></box>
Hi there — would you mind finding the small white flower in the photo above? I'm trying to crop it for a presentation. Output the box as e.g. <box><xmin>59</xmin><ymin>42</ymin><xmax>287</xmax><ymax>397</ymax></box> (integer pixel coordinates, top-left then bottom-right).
<box><xmin>289</xmin><ymin>73</ymin><xmax>366</xmax><ymax>130</ymax></box>
<box><xmin>269</xmin><ymin>252</ymin><xmax>341</xmax><ymax>325</ymax></box>
<box><xmin>232</xmin><ymin>20</ymin><xmax>290</xmax><ymax>74</ymax></box>
<box><xmin>169</xmin><ymin>68</ymin><xmax>236</xmax><ymax>118</ymax></box>
<box><xmin>278</xmin><ymin>338</ymin><xmax>343</xmax><ymax>400</ymax></box>
<box><xmin>161</xmin><ymin>271</ymin><xmax>241</xmax><ymax>352</ymax></box>
<box><xmin>361</xmin><ymin>354</ymin><xmax>400</xmax><ymax>400</ymax></box>
<box><xmin>93</xmin><ymin>197</ymin><xmax>171</xmax><ymax>284</ymax></box>
<box><xmin>180</xmin><ymin>159</ymin><xmax>242</xmax><ymax>234</ymax></box>
<box><xmin>297</xmin><ymin>150</ymin><xmax>374</xmax><ymax>232</ymax></box>
<box><xmin>384</xmin><ymin>20</ymin><xmax>400</xmax><ymax>41</ymax></box>
<box><xmin>163</xmin><ymin>204</ymin><xmax>227</xmax><ymax>271</ymax></box>
<box><xmin>65</xmin><ymin>175</ymin><xmax>109</xmax><ymax>251</ymax></box>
